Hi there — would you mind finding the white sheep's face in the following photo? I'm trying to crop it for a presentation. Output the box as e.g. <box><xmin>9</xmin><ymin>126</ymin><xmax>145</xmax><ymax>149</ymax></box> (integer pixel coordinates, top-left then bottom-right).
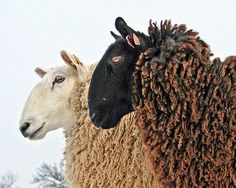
<box><xmin>19</xmin><ymin>51</ymin><xmax>88</xmax><ymax>140</ymax></box>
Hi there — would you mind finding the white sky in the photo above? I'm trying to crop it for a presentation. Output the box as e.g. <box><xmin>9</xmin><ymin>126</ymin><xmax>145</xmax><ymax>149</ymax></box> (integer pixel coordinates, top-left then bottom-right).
<box><xmin>0</xmin><ymin>0</ymin><xmax>235</xmax><ymax>187</ymax></box>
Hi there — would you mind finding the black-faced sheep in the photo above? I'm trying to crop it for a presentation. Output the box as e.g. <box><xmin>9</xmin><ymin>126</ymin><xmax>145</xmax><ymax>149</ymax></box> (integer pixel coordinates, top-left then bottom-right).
<box><xmin>19</xmin><ymin>51</ymin><xmax>158</xmax><ymax>188</ymax></box>
<box><xmin>88</xmin><ymin>17</ymin><xmax>236</xmax><ymax>187</ymax></box>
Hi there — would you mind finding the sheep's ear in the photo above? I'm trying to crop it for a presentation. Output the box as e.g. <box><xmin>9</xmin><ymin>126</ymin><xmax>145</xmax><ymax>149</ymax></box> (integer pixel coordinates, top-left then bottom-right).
<box><xmin>110</xmin><ymin>31</ymin><xmax>121</xmax><ymax>40</ymax></box>
<box><xmin>72</xmin><ymin>53</ymin><xmax>89</xmax><ymax>81</ymax></box>
<box><xmin>115</xmin><ymin>17</ymin><xmax>148</xmax><ymax>51</ymax></box>
<box><xmin>115</xmin><ymin>17</ymin><xmax>132</xmax><ymax>39</ymax></box>
<box><xmin>34</xmin><ymin>67</ymin><xmax>48</xmax><ymax>78</ymax></box>
<box><xmin>60</xmin><ymin>50</ymin><xmax>88</xmax><ymax>81</ymax></box>
<box><xmin>60</xmin><ymin>50</ymin><xmax>78</xmax><ymax>70</ymax></box>
<box><xmin>76</xmin><ymin>62</ymin><xmax>89</xmax><ymax>81</ymax></box>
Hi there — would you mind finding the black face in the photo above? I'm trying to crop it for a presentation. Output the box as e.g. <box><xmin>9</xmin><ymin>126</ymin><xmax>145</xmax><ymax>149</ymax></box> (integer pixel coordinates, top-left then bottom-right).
<box><xmin>88</xmin><ymin>38</ymin><xmax>139</xmax><ymax>128</ymax></box>
<box><xmin>88</xmin><ymin>17</ymin><xmax>149</xmax><ymax>129</ymax></box>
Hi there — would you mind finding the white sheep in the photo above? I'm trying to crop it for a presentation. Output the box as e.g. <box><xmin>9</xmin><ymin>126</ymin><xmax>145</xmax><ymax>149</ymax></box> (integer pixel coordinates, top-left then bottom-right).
<box><xmin>19</xmin><ymin>51</ymin><xmax>158</xmax><ymax>188</ymax></box>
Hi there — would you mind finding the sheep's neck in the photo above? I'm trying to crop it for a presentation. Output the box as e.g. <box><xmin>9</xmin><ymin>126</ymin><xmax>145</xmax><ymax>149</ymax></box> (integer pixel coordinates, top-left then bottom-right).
<box><xmin>64</xmin><ymin>78</ymin><xmax>90</xmax><ymax>137</ymax></box>
<box><xmin>133</xmin><ymin>53</ymin><xmax>216</xmax><ymax>126</ymax></box>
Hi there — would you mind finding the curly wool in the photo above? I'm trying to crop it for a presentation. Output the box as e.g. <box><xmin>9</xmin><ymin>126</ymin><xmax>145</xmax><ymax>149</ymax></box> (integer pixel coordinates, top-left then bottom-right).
<box><xmin>63</xmin><ymin>65</ymin><xmax>158</xmax><ymax>188</ymax></box>
<box><xmin>133</xmin><ymin>20</ymin><xmax>236</xmax><ymax>187</ymax></box>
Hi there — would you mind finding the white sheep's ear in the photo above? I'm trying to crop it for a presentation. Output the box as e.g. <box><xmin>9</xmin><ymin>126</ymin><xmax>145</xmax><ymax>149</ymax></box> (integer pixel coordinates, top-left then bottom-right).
<box><xmin>60</xmin><ymin>50</ymin><xmax>89</xmax><ymax>81</ymax></box>
<box><xmin>60</xmin><ymin>50</ymin><xmax>81</xmax><ymax>70</ymax></box>
<box><xmin>34</xmin><ymin>67</ymin><xmax>48</xmax><ymax>78</ymax></box>
<box><xmin>76</xmin><ymin>62</ymin><xmax>89</xmax><ymax>81</ymax></box>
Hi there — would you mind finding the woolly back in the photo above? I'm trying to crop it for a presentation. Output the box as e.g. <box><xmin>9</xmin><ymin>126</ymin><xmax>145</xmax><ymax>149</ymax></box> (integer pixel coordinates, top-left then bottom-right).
<box><xmin>63</xmin><ymin>65</ymin><xmax>158</xmax><ymax>188</ymax></box>
<box><xmin>132</xmin><ymin>20</ymin><xmax>236</xmax><ymax>187</ymax></box>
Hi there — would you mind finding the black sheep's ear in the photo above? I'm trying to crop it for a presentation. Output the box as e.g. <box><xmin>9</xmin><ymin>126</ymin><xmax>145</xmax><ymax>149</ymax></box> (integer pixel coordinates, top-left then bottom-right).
<box><xmin>115</xmin><ymin>17</ymin><xmax>148</xmax><ymax>51</ymax></box>
<box><xmin>110</xmin><ymin>31</ymin><xmax>121</xmax><ymax>40</ymax></box>
<box><xmin>115</xmin><ymin>17</ymin><xmax>139</xmax><ymax>43</ymax></box>
<box><xmin>115</xmin><ymin>17</ymin><xmax>132</xmax><ymax>38</ymax></box>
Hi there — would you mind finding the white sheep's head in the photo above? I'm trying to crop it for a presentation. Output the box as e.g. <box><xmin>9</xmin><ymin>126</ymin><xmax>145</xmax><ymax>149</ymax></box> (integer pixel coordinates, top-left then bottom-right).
<box><xmin>19</xmin><ymin>51</ymin><xmax>88</xmax><ymax>140</ymax></box>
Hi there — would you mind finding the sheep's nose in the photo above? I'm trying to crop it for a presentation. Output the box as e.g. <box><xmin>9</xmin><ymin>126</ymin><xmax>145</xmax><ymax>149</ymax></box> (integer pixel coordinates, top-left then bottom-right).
<box><xmin>20</xmin><ymin>122</ymin><xmax>30</xmax><ymax>137</ymax></box>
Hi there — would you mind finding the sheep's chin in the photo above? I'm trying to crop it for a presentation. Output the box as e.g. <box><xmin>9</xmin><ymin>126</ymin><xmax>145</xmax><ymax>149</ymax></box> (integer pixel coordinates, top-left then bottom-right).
<box><xmin>29</xmin><ymin>124</ymin><xmax>47</xmax><ymax>140</ymax></box>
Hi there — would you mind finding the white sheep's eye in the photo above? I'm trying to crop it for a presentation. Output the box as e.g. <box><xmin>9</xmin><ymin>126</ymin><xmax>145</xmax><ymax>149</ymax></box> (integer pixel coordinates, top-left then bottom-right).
<box><xmin>112</xmin><ymin>56</ymin><xmax>123</xmax><ymax>64</ymax></box>
<box><xmin>53</xmin><ymin>75</ymin><xmax>65</xmax><ymax>85</ymax></box>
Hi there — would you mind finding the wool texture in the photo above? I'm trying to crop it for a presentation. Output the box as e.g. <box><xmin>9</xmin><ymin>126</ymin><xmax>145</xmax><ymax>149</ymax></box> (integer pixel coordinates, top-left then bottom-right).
<box><xmin>64</xmin><ymin>65</ymin><xmax>158</xmax><ymax>188</ymax></box>
<box><xmin>133</xmin><ymin>20</ymin><xmax>236</xmax><ymax>187</ymax></box>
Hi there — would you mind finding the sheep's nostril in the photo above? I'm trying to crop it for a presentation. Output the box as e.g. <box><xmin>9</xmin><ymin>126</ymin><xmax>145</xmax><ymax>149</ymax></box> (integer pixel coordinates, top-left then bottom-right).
<box><xmin>20</xmin><ymin>122</ymin><xmax>30</xmax><ymax>136</ymax></box>
<box><xmin>90</xmin><ymin>113</ymin><xmax>97</xmax><ymax>123</ymax></box>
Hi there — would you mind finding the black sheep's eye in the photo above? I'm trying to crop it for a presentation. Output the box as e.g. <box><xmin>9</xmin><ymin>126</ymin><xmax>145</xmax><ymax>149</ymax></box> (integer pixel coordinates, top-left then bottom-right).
<box><xmin>112</xmin><ymin>56</ymin><xmax>123</xmax><ymax>64</ymax></box>
<box><xmin>53</xmin><ymin>75</ymin><xmax>65</xmax><ymax>86</ymax></box>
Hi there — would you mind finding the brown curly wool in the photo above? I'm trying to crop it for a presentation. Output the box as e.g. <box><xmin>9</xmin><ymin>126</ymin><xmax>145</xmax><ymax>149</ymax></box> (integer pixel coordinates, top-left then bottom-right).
<box><xmin>63</xmin><ymin>65</ymin><xmax>158</xmax><ymax>188</ymax></box>
<box><xmin>133</xmin><ymin>20</ymin><xmax>236</xmax><ymax>187</ymax></box>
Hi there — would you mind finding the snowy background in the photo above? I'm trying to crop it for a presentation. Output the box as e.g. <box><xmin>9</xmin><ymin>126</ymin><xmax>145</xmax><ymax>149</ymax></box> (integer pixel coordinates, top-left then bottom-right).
<box><xmin>0</xmin><ymin>0</ymin><xmax>235</xmax><ymax>187</ymax></box>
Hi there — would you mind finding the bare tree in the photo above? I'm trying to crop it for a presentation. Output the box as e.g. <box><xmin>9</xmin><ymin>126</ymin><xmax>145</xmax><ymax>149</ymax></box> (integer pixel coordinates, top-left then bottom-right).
<box><xmin>0</xmin><ymin>172</ymin><xmax>17</xmax><ymax>188</ymax></box>
<box><xmin>32</xmin><ymin>161</ymin><xmax>68</xmax><ymax>188</ymax></box>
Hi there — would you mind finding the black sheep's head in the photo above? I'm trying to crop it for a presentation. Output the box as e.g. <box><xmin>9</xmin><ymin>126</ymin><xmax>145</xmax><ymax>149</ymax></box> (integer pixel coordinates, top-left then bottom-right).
<box><xmin>88</xmin><ymin>17</ymin><xmax>149</xmax><ymax>129</ymax></box>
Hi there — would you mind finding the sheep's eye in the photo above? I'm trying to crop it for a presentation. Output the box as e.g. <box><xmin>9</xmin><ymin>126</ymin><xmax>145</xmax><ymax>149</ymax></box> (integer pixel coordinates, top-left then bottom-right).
<box><xmin>53</xmin><ymin>76</ymin><xmax>65</xmax><ymax>85</ymax></box>
<box><xmin>112</xmin><ymin>56</ymin><xmax>123</xmax><ymax>64</ymax></box>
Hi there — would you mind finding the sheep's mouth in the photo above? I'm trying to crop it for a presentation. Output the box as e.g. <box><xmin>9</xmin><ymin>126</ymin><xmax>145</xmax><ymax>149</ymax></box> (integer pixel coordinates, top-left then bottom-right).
<box><xmin>90</xmin><ymin>105</ymin><xmax>133</xmax><ymax>129</ymax></box>
<box><xmin>29</xmin><ymin>123</ymin><xmax>45</xmax><ymax>140</ymax></box>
